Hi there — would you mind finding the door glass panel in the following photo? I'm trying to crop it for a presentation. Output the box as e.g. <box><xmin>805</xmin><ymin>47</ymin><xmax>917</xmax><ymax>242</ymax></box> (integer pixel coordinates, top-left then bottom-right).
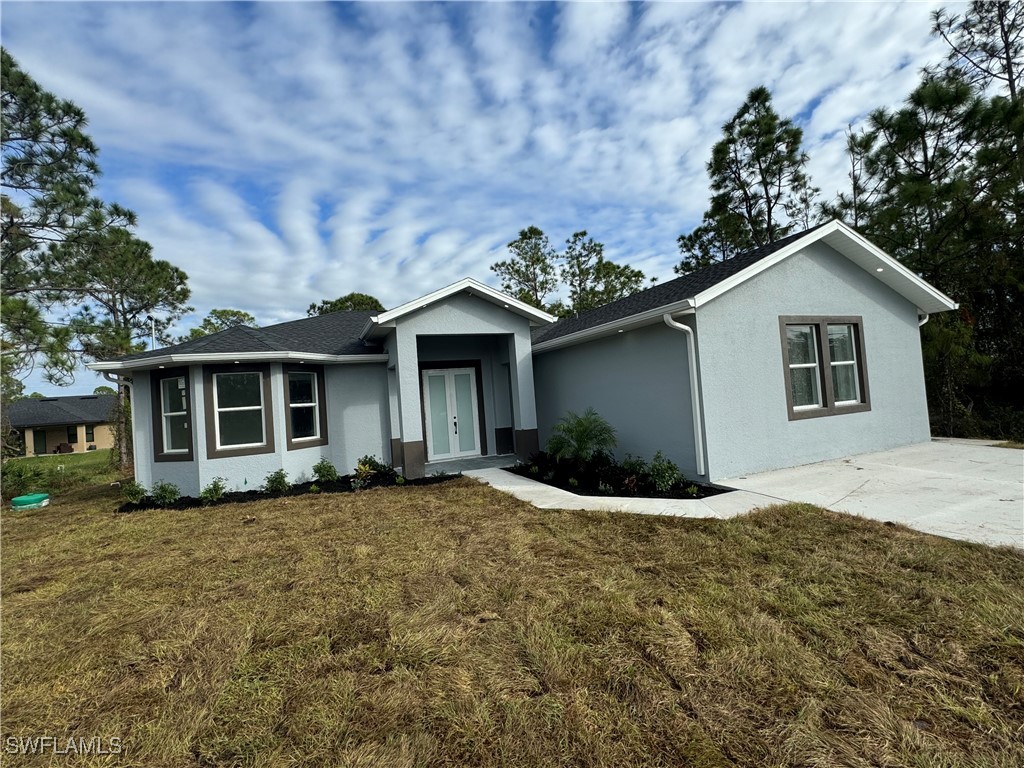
<box><xmin>454</xmin><ymin>372</ymin><xmax>476</xmax><ymax>453</ymax></box>
<box><xmin>427</xmin><ymin>374</ymin><xmax>450</xmax><ymax>456</ymax></box>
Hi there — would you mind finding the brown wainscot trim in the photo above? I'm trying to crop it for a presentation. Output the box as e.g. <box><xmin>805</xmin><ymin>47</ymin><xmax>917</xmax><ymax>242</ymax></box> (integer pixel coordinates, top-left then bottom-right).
<box><xmin>779</xmin><ymin>315</ymin><xmax>871</xmax><ymax>422</ymax></box>
<box><xmin>283</xmin><ymin>365</ymin><xmax>329</xmax><ymax>451</ymax></box>
<box><xmin>401</xmin><ymin>440</ymin><xmax>426</xmax><ymax>479</ymax></box>
<box><xmin>151</xmin><ymin>367</ymin><xmax>195</xmax><ymax>463</ymax></box>
<box><xmin>203</xmin><ymin>364</ymin><xmax>276</xmax><ymax>459</ymax></box>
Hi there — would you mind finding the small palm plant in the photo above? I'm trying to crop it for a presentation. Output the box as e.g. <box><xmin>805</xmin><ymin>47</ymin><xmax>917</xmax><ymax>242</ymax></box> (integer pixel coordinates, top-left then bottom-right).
<box><xmin>546</xmin><ymin>407</ymin><xmax>617</xmax><ymax>462</ymax></box>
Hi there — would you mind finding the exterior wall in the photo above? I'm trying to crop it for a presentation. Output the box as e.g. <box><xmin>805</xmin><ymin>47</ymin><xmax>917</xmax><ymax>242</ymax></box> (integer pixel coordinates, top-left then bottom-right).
<box><xmin>697</xmin><ymin>241</ymin><xmax>931</xmax><ymax>481</ymax></box>
<box><xmin>134</xmin><ymin>362</ymin><xmax>390</xmax><ymax>497</ymax></box>
<box><xmin>533</xmin><ymin>321</ymin><xmax>702</xmax><ymax>479</ymax></box>
<box><xmin>23</xmin><ymin>423</ymin><xmax>114</xmax><ymax>456</ymax></box>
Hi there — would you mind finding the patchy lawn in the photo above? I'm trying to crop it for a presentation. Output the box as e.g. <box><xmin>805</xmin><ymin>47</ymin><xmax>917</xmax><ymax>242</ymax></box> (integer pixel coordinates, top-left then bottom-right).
<box><xmin>2</xmin><ymin>478</ymin><xmax>1023</xmax><ymax>767</ymax></box>
<box><xmin>2</xmin><ymin>448</ymin><xmax>122</xmax><ymax>501</ymax></box>
<box><xmin>995</xmin><ymin>441</ymin><xmax>1024</xmax><ymax>449</ymax></box>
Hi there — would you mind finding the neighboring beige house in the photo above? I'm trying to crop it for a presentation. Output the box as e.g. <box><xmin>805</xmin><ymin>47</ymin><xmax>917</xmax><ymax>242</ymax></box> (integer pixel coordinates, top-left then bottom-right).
<box><xmin>8</xmin><ymin>394</ymin><xmax>118</xmax><ymax>456</ymax></box>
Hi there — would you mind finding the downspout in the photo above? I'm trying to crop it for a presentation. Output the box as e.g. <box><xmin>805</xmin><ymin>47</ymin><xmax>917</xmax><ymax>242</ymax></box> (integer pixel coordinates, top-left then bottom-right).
<box><xmin>662</xmin><ymin>310</ymin><xmax>706</xmax><ymax>477</ymax></box>
<box><xmin>918</xmin><ymin>313</ymin><xmax>929</xmax><ymax>327</ymax></box>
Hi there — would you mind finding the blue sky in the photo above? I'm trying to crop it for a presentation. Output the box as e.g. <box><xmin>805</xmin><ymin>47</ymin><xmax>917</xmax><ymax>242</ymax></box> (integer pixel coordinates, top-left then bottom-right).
<box><xmin>3</xmin><ymin>1</ymin><xmax>948</xmax><ymax>394</ymax></box>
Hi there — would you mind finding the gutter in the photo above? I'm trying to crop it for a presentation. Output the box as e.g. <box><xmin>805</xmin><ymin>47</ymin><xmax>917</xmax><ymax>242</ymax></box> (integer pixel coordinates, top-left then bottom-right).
<box><xmin>87</xmin><ymin>351</ymin><xmax>390</xmax><ymax>372</ymax></box>
<box><xmin>918</xmin><ymin>313</ymin><xmax>930</xmax><ymax>328</ymax></box>
<box><xmin>533</xmin><ymin>298</ymin><xmax>697</xmax><ymax>353</ymax></box>
<box><xmin>662</xmin><ymin>310</ymin><xmax>707</xmax><ymax>478</ymax></box>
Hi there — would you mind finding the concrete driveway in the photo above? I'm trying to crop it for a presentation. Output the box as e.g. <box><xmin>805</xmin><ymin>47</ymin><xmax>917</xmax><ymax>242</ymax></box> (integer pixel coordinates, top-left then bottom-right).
<box><xmin>723</xmin><ymin>439</ymin><xmax>1024</xmax><ymax>548</ymax></box>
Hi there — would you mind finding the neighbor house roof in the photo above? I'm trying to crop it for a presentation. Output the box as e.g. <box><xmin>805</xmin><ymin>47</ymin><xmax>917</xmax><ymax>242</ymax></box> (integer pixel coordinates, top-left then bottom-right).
<box><xmin>532</xmin><ymin>220</ymin><xmax>958</xmax><ymax>351</ymax></box>
<box><xmin>89</xmin><ymin>312</ymin><xmax>388</xmax><ymax>372</ymax></box>
<box><xmin>7</xmin><ymin>394</ymin><xmax>118</xmax><ymax>429</ymax></box>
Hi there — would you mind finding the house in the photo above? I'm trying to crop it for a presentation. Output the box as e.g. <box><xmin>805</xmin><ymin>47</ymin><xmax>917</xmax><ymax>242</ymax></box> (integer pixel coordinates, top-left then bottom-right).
<box><xmin>8</xmin><ymin>394</ymin><xmax>118</xmax><ymax>456</ymax></box>
<box><xmin>87</xmin><ymin>220</ymin><xmax>957</xmax><ymax>496</ymax></box>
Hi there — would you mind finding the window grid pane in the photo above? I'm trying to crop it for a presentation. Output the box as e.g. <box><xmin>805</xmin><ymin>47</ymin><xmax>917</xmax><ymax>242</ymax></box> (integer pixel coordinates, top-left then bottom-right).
<box><xmin>218</xmin><ymin>409</ymin><xmax>265</xmax><ymax>447</ymax></box>
<box><xmin>289</xmin><ymin>373</ymin><xmax>316</xmax><ymax>405</ymax></box>
<box><xmin>787</xmin><ymin>325</ymin><xmax>822</xmax><ymax>408</ymax></box>
<box><xmin>215</xmin><ymin>373</ymin><xmax>263</xmax><ymax>408</ymax></box>
<box><xmin>832</xmin><ymin>361</ymin><xmax>860</xmax><ymax>403</ymax></box>
<box><xmin>290</xmin><ymin>405</ymin><xmax>317</xmax><ymax>439</ymax></box>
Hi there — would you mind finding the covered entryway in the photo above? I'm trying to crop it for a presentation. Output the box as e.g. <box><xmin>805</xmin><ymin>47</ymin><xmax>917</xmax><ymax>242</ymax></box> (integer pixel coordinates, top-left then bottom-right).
<box><xmin>363</xmin><ymin>278</ymin><xmax>555</xmax><ymax>479</ymax></box>
<box><xmin>422</xmin><ymin>367</ymin><xmax>481</xmax><ymax>461</ymax></box>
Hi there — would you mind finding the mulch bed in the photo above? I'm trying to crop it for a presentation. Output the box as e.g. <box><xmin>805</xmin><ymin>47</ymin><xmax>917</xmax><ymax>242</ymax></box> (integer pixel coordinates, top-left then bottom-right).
<box><xmin>117</xmin><ymin>474</ymin><xmax>457</xmax><ymax>513</ymax></box>
<box><xmin>507</xmin><ymin>454</ymin><xmax>731</xmax><ymax>500</ymax></box>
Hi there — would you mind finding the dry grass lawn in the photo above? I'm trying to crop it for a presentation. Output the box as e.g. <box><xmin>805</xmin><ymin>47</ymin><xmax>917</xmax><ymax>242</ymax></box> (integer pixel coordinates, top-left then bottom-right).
<box><xmin>2</xmin><ymin>478</ymin><xmax>1023</xmax><ymax>767</ymax></box>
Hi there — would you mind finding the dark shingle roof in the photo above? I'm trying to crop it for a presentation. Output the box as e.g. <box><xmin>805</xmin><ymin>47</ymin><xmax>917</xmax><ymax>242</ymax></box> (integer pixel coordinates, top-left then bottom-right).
<box><xmin>8</xmin><ymin>394</ymin><xmax>118</xmax><ymax>428</ymax></box>
<box><xmin>532</xmin><ymin>224</ymin><xmax>826</xmax><ymax>345</ymax></box>
<box><xmin>114</xmin><ymin>311</ymin><xmax>382</xmax><ymax>364</ymax></box>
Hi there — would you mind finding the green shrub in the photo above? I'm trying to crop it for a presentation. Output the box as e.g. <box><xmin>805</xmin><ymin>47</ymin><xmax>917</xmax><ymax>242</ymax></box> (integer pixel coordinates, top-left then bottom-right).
<box><xmin>647</xmin><ymin>451</ymin><xmax>683</xmax><ymax>493</ymax></box>
<box><xmin>546</xmin><ymin>407</ymin><xmax>617</xmax><ymax>462</ymax></box>
<box><xmin>200</xmin><ymin>477</ymin><xmax>228</xmax><ymax>505</ymax></box>
<box><xmin>1</xmin><ymin>461</ymin><xmax>44</xmax><ymax>500</ymax></box>
<box><xmin>151</xmin><ymin>481</ymin><xmax>181</xmax><ymax>506</ymax></box>
<box><xmin>352</xmin><ymin>455</ymin><xmax>398</xmax><ymax>489</ymax></box>
<box><xmin>121</xmin><ymin>480</ymin><xmax>147</xmax><ymax>504</ymax></box>
<box><xmin>309</xmin><ymin>483</ymin><xmax>320</xmax><ymax>494</ymax></box>
<box><xmin>263</xmin><ymin>469</ymin><xmax>290</xmax><ymax>496</ymax></box>
<box><xmin>312</xmin><ymin>458</ymin><xmax>339</xmax><ymax>483</ymax></box>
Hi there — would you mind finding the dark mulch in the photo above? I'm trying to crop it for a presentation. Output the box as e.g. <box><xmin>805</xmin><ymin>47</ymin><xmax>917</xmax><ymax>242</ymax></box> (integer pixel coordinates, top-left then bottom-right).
<box><xmin>117</xmin><ymin>474</ymin><xmax>458</xmax><ymax>513</ymax></box>
<box><xmin>508</xmin><ymin>452</ymin><xmax>731</xmax><ymax>500</ymax></box>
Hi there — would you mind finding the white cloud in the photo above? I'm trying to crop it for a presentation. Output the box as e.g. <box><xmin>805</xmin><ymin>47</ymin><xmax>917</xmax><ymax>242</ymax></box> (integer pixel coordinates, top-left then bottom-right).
<box><xmin>2</xmin><ymin>1</ymin><xmax>954</xmax><ymax>394</ymax></box>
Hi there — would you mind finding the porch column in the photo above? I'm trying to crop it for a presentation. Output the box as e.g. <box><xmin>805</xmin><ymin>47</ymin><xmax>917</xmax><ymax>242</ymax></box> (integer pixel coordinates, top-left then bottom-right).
<box><xmin>508</xmin><ymin>329</ymin><xmax>539</xmax><ymax>459</ymax></box>
<box><xmin>393</xmin><ymin>328</ymin><xmax>426</xmax><ymax>478</ymax></box>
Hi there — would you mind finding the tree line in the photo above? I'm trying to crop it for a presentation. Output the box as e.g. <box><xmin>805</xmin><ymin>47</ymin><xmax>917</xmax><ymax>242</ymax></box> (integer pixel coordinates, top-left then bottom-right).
<box><xmin>3</xmin><ymin>0</ymin><xmax>1020</xmax><ymax>459</ymax></box>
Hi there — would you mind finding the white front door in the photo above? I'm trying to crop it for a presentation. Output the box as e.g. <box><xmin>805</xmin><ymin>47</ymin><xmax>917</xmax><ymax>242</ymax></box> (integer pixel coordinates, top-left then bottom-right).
<box><xmin>422</xmin><ymin>367</ymin><xmax>481</xmax><ymax>461</ymax></box>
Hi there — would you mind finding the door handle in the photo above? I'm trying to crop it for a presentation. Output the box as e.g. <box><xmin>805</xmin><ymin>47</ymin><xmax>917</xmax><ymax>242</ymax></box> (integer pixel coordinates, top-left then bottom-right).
<box><xmin>453</xmin><ymin>416</ymin><xmax>458</xmax><ymax>435</ymax></box>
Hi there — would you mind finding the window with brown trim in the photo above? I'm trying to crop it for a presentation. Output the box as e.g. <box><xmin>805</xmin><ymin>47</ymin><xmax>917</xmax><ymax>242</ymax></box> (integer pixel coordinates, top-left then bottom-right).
<box><xmin>203</xmin><ymin>364</ymin><xmax>275</xmax><ymax>458</ymax></box>
<box><xmin>151</xmin><ymin>367</ymin><xmax>195</xmax><ymax>462</ymax></box>
<box><xmin>779</xmin><ymin>316</ymin><xmax>870</xmax><ymax>420</ymax></box>
<box><xmin>284</xmin><ymin>366</ymin><xmax>328</xmax><ymax>450</ymax></box>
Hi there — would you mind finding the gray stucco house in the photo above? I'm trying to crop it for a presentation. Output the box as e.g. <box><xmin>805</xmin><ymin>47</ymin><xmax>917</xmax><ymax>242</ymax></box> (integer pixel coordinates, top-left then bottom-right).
<box><xmin>89</xmin><ymin>221</ymin><xmax>957</xmax><ymax>496</ymax></box>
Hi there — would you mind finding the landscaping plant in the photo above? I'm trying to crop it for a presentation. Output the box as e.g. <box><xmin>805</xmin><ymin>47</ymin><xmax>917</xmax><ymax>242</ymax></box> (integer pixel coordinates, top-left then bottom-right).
<box><xmin>262</xmin><ymin>469</ymin><xmax>290</xmax><ymax>496</ymax></box>
<box><xmin>546</xmin><ymin>407</ymin><xmax>617</xmax><ymax>461</ymax></box>
<box><xmin>199</xmin><ymin>477</ymin><xmax>228</xmax><ymax>505</ymax></box>
<box><xmin>311</xmin><ymin>458</ymin><xmax>339</xmax><ymax>483</ymax></box>
<box><xmin>150</xmin><ymin>481</ymin><xmax>181</xmax><ymax>506</ymax></box>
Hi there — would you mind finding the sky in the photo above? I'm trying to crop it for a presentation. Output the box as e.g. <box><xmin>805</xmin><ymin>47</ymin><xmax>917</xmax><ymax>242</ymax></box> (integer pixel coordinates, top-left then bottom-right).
<box><xmin>3</xmin><ymin>0</ymin><xmax>951</xmax><ymax>395</ymax></box>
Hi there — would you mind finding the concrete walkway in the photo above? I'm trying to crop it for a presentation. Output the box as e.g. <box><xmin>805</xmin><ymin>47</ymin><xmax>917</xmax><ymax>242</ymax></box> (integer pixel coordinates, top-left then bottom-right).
<box><xmin>463</xmin><ymin>468</ymin><xmax>775</xmax><ymax>519</ymax></box>
<box><xmin>465</xmin><ymin>440</ymin><xmax>1023</xmax><ymax>549</ymax></box>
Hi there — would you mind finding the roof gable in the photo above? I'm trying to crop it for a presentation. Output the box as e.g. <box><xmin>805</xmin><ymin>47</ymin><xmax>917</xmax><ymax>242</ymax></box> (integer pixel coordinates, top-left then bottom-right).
<box><xmin>533</xmin><ymin>221</ymin><xmax>957</xmax><ymax>349</ymax></box>
<box><xmin>367</xmin><ymin>278</ymin><xmax>556</xmax><ymax>334</ymax></box>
